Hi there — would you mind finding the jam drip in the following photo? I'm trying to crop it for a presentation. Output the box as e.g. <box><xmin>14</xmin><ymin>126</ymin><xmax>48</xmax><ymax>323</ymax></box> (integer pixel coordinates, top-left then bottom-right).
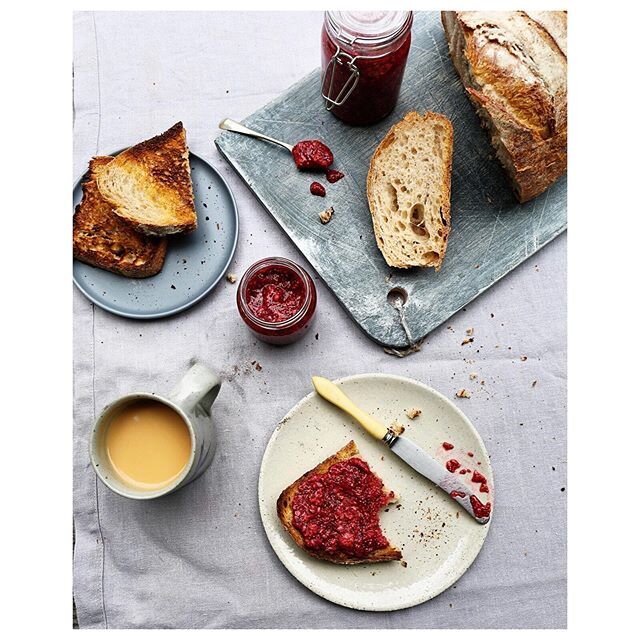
<box><xmin>446</xmin><ymin>459</ymin><xmax>461</xmax><ymax>473</ymax></box>
<box><xmin>310</xmin><ymin>182</ymin><xmax>326</xmax><ymax>197</ymax></box>
<box><xmin>470</xmin><ymin>495</ymin><xmax>492</xmax><ymax>519</ymax></box>
<box><xmin>325</xmin><ymin>169</ymin><xmax>344</xmax><ymax>183</ymax></box>
<box><xmin>292</xmin><ymin>458</ymin><xmax>393</xmax><ymax>559</ymax></box>
<box><xmin>292</xmin><ymin>140</ymin><xmax>334</xmax><ymax>171</ymax></box>
<box><xmin>245</xmin><ymin>266</ymin><xmax>306</xmax><ymax>323</ymax></box>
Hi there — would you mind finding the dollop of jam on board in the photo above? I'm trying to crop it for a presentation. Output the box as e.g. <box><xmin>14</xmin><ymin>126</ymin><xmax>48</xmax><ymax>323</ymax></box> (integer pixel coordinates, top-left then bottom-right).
<box><xmin>310</xmin><ymin>181</ymin><xmax>326</xmax><ymax>197</ymax></box>
<box><xmin>442</xmin><ymin>442</ymin><xmax>454</xmax><ymax>451</ymax></box>
<box><xmin>291</xmin><ymin>458</ymin><xmax>394</xmax><ymax>559</ymax></box>
<box><xmin>325</xmin><ymin>169</ymin><xmax>344</xmax><ymax>183</ymax></box>
<box><xmin>292</xmin><ymin>140</ymin><xmax>334</xmax><ymax>171</ymax></box>
<box><xmin>245</xmin><ymin>266</ymin><xmax>306</xmax><ymax>323</ymax></box>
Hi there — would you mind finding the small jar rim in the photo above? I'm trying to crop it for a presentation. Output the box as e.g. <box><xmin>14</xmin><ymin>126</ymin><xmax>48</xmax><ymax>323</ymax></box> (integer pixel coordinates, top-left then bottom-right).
<box><xmin>325</xmin><ymin>11</ymin><xmax>413</xmax><ymax>51</ymax></box>
<box><xmin>237</xmin><ymin>257</ymin><xmax>315</xmax><ymax>330</ymax></box>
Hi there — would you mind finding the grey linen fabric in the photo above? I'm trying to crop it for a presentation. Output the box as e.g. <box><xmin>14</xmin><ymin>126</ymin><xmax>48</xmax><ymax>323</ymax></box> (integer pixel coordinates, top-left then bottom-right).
<box><xmin>73</xmin><ymin>11</ymin><xmax>567</xmax><ymax>629</ymax></box>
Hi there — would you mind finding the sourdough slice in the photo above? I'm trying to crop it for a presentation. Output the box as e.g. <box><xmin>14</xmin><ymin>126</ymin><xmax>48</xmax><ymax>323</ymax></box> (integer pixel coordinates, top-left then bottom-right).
<box><xmin>277</xmin><ymin>440</ymin><xmax>402</xmax><ymax>565</ymax></box>
<box><xmin>441</xmin><ymin>11</ymin><xmax>567</xmax><ymax>202</ymax></box>
<box><xmin>73</xmin><ymin>157</ymin><xmax>168</xmax><ymax>278</ymax></box>
<box><xmin>367</xmin><ymin>112</ymin><xmax>453</xmax><ymax>270</ymax></box>
<box><xmin>95</xmin><ymin>122</ymin><xmax>197</xmax><ymax>235</ymax></box>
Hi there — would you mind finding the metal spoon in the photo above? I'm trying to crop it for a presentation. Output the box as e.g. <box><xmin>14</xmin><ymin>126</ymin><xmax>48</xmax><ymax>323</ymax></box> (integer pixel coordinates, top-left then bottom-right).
<box><xmin>218</xmin><ymin>118</ymin><xmax>294</xmax><ymax>152</ymax></box>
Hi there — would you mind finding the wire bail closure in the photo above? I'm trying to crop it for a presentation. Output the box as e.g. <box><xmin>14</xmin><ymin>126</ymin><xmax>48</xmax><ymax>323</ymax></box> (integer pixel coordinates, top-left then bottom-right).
<box><xmin>321</xmin><ymin>47</ymin><xmax>360</xmax><ymax>111</ymax></box>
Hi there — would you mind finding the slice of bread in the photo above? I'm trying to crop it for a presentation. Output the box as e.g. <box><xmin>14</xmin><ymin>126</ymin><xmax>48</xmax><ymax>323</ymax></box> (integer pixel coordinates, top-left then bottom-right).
<box><xmin>95</xmin><ymin>122</ymin><xmax>198</xmax><ymax>236</ymax></box>
<box><xmin>367</xmin><ymin>111</ymin><xmax>453</xmax><ymax>270</ymax></box>
<box><xmin>277</xmin><ymin>440</ymin><xmax>402</xmax><ymax>565</ymax></box>
<box><xmin>73</xmin><ymin>157</ymin><xmax>168</xmax><ymax>278</ymax></box>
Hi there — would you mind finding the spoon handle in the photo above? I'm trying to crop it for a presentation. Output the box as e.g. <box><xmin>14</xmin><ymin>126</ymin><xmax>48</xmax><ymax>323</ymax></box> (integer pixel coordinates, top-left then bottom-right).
<box><xmin>218</xmin><ymin>118</ymin><xmax>294</xmax><ymax>153</ymax></box>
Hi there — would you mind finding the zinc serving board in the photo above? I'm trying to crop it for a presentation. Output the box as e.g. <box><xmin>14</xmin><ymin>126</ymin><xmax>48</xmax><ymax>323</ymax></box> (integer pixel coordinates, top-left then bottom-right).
<box><xmin>215</xmin><ymin>11</ymin><xmax>567</xmax><ymax>349</ymax></box>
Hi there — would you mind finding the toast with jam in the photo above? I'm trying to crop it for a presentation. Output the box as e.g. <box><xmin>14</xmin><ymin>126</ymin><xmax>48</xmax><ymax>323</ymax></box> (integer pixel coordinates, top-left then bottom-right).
<box><xmin>277</xmin><ymin>440</ymin><xmax>402</xmax><ymax>565</ymax></box>
<box><xmin>73</xmin><ymin>157</ymin><xmax>168</xmax><ymax>278</ymax></box>
<box><xmin>95</xmin><ymin>122</ymin><xmax>198</xmax><ymax>236</ymax></box>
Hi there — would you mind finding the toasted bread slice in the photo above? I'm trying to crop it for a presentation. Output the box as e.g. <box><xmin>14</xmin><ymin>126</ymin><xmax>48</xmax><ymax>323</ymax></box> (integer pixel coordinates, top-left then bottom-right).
<box><xmin>277</xmin><ymin>440</ymin><xmax>402</xmax><ymax>565</ymax></box>
<box><xmin>367</xmin><ymin>111</ymin><xmax>453</xmax><ymax>270</ymax></box>
<box><xmin>95</xmin><ymin>122</ymin><xmax>197</xmax><ymax>236</ymax></box>
<box><xmin>73</xmin><ymin>157</ymin><xmax>168</xmax><ymax>278</ymax></box>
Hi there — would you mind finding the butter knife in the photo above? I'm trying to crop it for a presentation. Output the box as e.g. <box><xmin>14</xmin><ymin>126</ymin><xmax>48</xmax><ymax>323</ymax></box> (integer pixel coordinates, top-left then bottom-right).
<box><xmin>311</xmin><ymin>376</ymin><xmax>491</xmax><ymax>525</ymax></box>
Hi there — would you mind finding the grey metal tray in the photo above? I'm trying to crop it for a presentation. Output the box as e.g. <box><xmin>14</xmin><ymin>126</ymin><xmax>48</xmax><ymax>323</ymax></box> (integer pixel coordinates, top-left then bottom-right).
<box><xmin>215</xmin><ymin>11</ymin><xmax>566</xmax><ymax>349</ymax></box>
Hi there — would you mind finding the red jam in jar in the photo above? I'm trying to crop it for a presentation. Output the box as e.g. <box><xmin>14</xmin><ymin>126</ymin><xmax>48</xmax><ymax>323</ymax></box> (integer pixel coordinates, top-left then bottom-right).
<box><xmin>321</xmin><ymin>11</ymin><xmax>413</xmax><ymax>126</ymax></box>
<box><xmin>237</xmin><ymin>257</ymin><xmax>317</xmax><ymax>345</ymax></box>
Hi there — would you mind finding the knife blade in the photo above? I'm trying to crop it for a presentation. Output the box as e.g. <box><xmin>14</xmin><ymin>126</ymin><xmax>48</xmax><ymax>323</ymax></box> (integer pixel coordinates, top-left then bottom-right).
<box><xmin>311</xmin><ymin>376</ymin><xmax>491</xmax><ymax>525</ymax></box>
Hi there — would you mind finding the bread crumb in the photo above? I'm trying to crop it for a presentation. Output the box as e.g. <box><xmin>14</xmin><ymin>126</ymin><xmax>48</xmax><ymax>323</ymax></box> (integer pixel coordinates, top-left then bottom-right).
<box><xmin>405</xmin><ymin>408</ymin><xmax>422</xmax><ymax>420</ymax></box>
<box><xmin>391</xmin><ymin>420</ymin><xmax>406</xmax><ymax>436</ymax></box>
<box><xmin>520</xmin><ymin>355</ymin><xmax>528</xmax><ymax>361</ymax></box>
<box><xmin>455</xmin><ymin>389</ymin><xmax>471</xmax><ymax>398</ymax></box>
<box><xmin>532</xmin><ymin>380</ymin><xmax>537</xmax><ymax>387</ymax></box>
<box><xmin>469</xmin><ymin>372</ymin><xmax>478</xmax><ymax>380</ymax></box>
<box><xmin>461</xmin><ymin>337</ymin><xmax>474</xmax><ymax>346</ymax></box>
<box><xmin>466</xmin><ymin>328</ymin><xmax>474</xmax><ymax>336</ymax></box>
<box><xmin>319</xmin><ymin>206</ymin><xmax>334</xmax><ymax>224</ymax></box>
<box><xmin>400</xmin><ymin>561</ymin><xmax>408</xmax><ymax>568</ymax></box>
<box><xmin>226</xmin><ymin>273</ymin><xmax>237</xmax><ymax>284</ymax></box>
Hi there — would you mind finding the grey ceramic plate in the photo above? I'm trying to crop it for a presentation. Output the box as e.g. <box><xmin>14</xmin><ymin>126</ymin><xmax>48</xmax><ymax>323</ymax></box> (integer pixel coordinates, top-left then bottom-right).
<box><xmin>72</xmin><ymin>152</ymin><xmax>238</xmax><ymax>319</ymax></box>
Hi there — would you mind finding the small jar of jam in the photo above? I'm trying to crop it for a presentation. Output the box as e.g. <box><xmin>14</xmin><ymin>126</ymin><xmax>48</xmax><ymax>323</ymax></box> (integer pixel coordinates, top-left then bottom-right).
<box><xmin>236</xmin><ymin>257</ymin><xmax>317</xmax><ymax>345</ymax></box>
<box><xmin>321</xmin><ymin>11</ymin><xmax>413</xmax><ymax>126</ymax></box>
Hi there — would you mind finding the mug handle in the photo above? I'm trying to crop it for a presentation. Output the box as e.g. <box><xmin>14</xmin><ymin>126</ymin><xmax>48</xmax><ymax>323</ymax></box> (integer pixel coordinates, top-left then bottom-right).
<box><xmin>168</xmin><ymin>363</ymin><xmax>221</xmax><ymax>416</ymax></box>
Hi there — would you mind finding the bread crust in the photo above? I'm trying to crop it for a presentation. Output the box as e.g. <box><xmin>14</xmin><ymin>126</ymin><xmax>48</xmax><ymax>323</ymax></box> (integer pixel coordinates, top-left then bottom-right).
<box><xmin>95</xmin><ymin>122</ymin><xmax>198</xmax><ymax>235</ymax></box>
<box><xmin>277</xmin><ymin>441</ymin><xmax>402</xmax><ymax>565</ymax></box>
<box><xmin>441</xmin><ymin>11</ymin><xmax>567</xmax><ymax>202</ymax></box>
<box><xmin>367</xmin><ymin>111</ymin><xmax>453</xmax><ymax>270</ymax></box>
<box><xmin>73</xmin><ymin>157</ymin><xmax>168</xmax><ymax>278</ymax></box>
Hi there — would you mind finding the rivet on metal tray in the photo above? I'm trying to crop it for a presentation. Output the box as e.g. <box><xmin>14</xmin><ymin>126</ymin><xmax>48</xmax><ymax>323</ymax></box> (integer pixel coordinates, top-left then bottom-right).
<box><xmin>387</xmin><ymin>287</ymin><xmax>408</xmax><ymax>309</ymax></box>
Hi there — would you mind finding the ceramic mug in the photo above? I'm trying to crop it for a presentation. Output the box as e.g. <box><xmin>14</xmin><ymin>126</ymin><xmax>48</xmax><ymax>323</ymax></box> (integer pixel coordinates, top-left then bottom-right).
<box><xmin>90</xmin><ymin>362</ymin><xmax>221</xmax><ymax>499</ymax></box>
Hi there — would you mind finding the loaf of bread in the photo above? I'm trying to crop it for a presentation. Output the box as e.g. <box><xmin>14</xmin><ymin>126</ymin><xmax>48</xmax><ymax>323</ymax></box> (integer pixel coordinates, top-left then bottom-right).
<box><xmin>95</xmin><ymin>122</ymin><xmax>198</xmax><ymax>235</ymax></box>
<box><xmin>367</xmin><ymin>111</ymin><xmax>453</xmax><ymax>270</ymax></box>
<box><xmin>441</xmin><ymin>11</ymin><xmax>567</xmax><ymax>202</ymax></box>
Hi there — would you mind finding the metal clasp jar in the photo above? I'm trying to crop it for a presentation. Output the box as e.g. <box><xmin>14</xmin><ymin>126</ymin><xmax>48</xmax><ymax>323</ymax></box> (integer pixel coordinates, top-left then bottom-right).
<box><xmin>320</xmin><ymin>11</ymin><xmax>413</xmax><ymax>126</ymax></box>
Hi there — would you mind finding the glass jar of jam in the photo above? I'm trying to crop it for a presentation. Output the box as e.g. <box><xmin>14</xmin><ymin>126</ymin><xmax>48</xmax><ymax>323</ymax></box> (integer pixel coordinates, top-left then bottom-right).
<box><xmin>321</xmin><ymin>11</ymin><xmax>413</xmax><ymax>126</ymax></box>
<box><xmin>236</xmin><ymin>257</ymin><xmax>317</xmax><ymax>345</ymax></box>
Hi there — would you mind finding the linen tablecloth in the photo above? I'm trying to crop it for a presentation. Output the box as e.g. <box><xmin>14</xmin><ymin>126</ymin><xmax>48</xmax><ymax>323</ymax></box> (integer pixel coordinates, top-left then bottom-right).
<box><xmin>73</xmin><ymin>11</ymin><xmax>567</xmax><ymax>629</ymax></box>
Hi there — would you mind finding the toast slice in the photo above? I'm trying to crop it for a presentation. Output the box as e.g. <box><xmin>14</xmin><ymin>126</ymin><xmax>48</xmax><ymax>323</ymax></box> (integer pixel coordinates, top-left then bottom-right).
<box><xmin>277</xmin><ymin>441</ymin><xmax>402</xmax><ymax>565</ymax></box>
<box><xmin>367</xmin><ymin>111</ymin><xmax>453</xmax><ymax>270</ymax></box>
<box><xmin>95</xmin><ymin>122</ymin><xmax>198</xmax><ymax>235</ymax></box>
<box><xmin>73</xmin><ymin>157</ymin><xmax>168</xmax><ymax>278</ymax></box>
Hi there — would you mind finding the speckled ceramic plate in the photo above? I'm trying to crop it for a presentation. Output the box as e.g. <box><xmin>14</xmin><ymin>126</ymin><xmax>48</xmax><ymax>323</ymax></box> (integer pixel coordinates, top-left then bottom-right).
<box><xmin>258</xmin><ymin>374</ymin><xmax>493</xmax><ymax>611</ymax></box>
<box><xmin>72</xmin><ymin>152</ymin><xmax>238</xmax><ymax>319</ymax></box>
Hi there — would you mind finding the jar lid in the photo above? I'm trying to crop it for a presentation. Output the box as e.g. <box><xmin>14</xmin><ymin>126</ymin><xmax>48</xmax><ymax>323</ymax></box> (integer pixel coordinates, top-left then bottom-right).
<box><xmin>326</xmin><ymin>11</ymin><xmax>412</xmax><ymax>47</ymax></box>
